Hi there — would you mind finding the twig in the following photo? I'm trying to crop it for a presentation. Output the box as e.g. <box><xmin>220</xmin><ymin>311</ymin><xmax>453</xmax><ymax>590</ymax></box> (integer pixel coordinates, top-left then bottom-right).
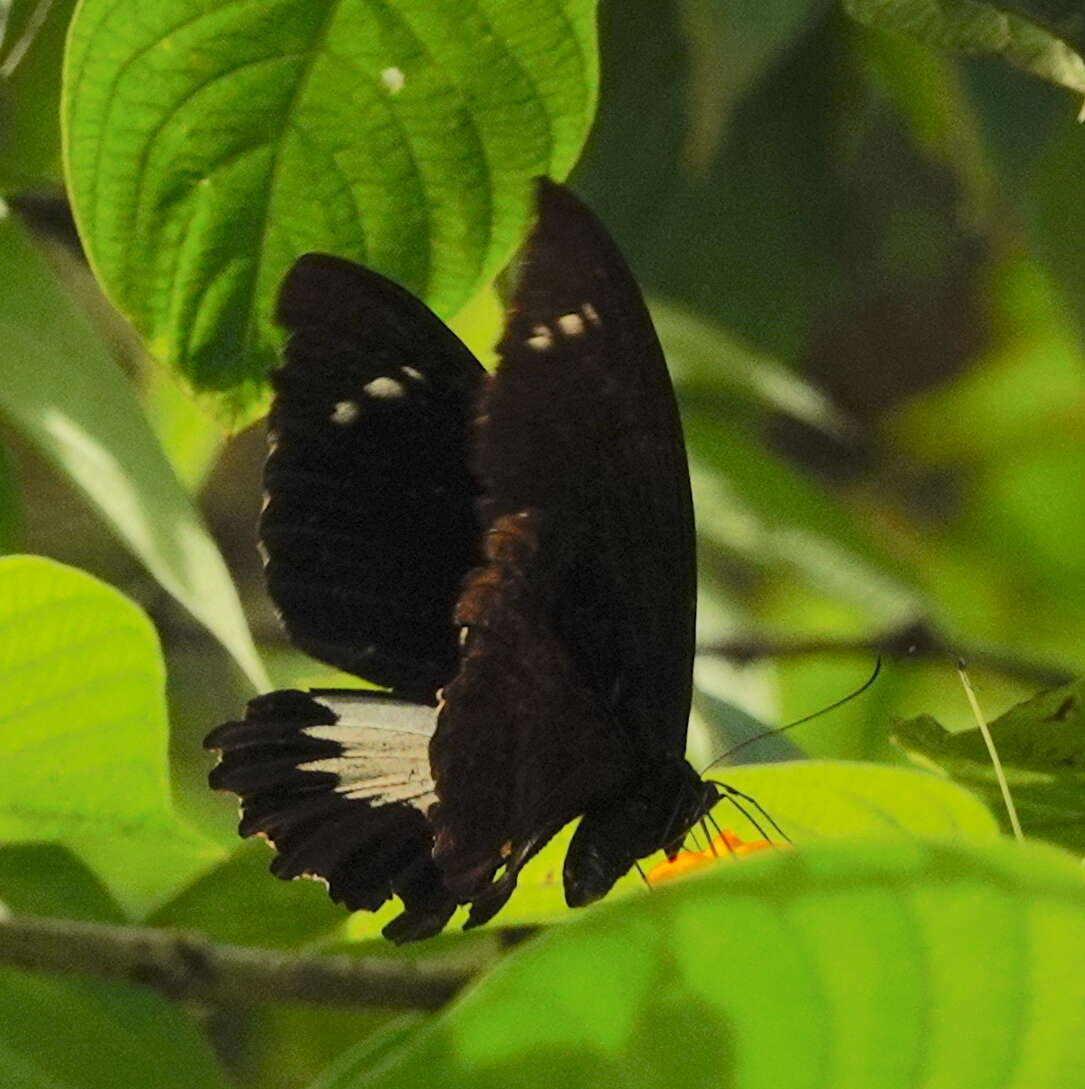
<box><xmin>0</xmin><ymin>914</ymin><xmax>471</xmax><ymax>1010</ymax></box>
<box><xmin>698</xmin><ymin>619</ymin><xmax>1074</xmax><ymax>690</ymax></box>
<box><xmin>957</xmin><ymin>661</ymin><xmax>1025</xmax><ymax>842</ymax></box>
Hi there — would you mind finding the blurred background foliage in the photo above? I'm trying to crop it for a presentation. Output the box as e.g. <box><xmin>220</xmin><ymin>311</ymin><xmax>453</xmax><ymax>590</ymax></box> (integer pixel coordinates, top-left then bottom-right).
<box><xmin>4</xmin><ymin>0</ymin><xmax>1085</xmax><ymax>1085</ymax></box>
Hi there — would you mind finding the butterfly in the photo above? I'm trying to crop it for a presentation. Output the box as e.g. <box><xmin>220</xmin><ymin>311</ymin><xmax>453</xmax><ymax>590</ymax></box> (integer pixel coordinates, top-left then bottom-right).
<box><xmin>205</xmin><ymin>179</ymin><xmax>719</xmax><ymax>942</ymax></box>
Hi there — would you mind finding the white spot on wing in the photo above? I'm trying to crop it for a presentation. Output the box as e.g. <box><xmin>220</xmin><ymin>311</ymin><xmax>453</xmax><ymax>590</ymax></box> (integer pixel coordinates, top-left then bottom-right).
<box><xmin>581</xmin><ymin>302</ymin><xmax>600</xmax><ymax>325</ymax></box>
<box><xmin>526</xmin><ymin>324</ymin><xmax>553</xmax><ymax>351</ymax></box>
<box><xmin>380</xmin><ymin>66</ymin><xmax>405</xmax><ymax>93</ymax></box>
<box><xmin>330</xmin><ymin>400</ymin><xmax>359</xmax><ymax>425</ymax></box>
<box><xmin>558</xmin><ymin>312</ymin><xmax>585</xmax><ymax>336</ymax></box>
<box><xmin>400</xmin><ymin>365</ymin><xmax>426</xmax><ymax>383</ymax></box>
<box><xmin>363</xmin><ymin>376</ymin><xmax>405</xmax><ymax>399</ymax></box>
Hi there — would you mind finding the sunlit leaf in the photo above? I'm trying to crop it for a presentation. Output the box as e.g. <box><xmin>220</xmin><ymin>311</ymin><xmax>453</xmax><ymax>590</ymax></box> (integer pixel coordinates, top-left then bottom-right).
<box><xmin>64</xmin><ymin>0</ymin><xmax>598</xmax><ymax>418</ymax></box>
<box><xmin>0</xmin><ymin>555</ymin><xmax>223</xmax><ymax>913</ymax></box>
<box><xmin>344</xmin><ymin>759</ymin><xmax>997</xmax><ymax>938</ymax></box>
<box><xmin>895</xmin><ymin>676</ymin><xmax>1085</xmax><ymax>851</ymax></box>
<box><xmin>349</xmin><ymin>839</ymin><xmax>1085</xmax><ymax>1089</ymax></box>
<box><xmin>141</xmin><ymin>366</ymin><xmax>224</xmax><ymax>492</ymax></box>
<box><xmin>844</xmin><ymin>0</ymin><xmax>1085</xmax><ymax>96</ymax></box>
<box><xmin>0</xmin><ymin>214</ymin><xmax>267</xmax><ymax>688</ymax></box>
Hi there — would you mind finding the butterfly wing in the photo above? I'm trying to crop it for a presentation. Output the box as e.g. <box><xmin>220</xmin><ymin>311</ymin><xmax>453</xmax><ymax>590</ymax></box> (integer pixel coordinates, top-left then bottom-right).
<box><xmin>429</xmin><ymin>180</ymin><xmax>700</xmax><ymax>912</ymax></box>
<box><xmin>265</xmin><ymin>255</ymin><xmax>486</xmax><ymax>697</ymax></box>
<box><xmin>209</xmin><ymin>184</ymin><xmax>704</xmax><ymax>939</ymax></box>
<box><xmin>481</xmin><ymin>180</ymin><xmax>696</xmax><ymax>752</ymax></box>
<box><xmin>205</xmin><ymin>689</ymin><xmax>456</xmax><ymax>942</ymax></box>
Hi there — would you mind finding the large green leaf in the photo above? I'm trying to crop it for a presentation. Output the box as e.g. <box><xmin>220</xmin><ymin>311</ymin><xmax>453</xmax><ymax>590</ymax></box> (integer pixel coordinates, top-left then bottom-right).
<box><xmin>343</xmin><ymin>760</ymin><xmax>997</xmax><ymax>939</ymax></box>
<box><xmin>63</xmin><ymin>0</ymin><xmax>598</xmax><ymax>416</ymax></box>
<box><xmin>0</xmin><ymin>844</ymin><xmax>126</xmax><ymax>923</ymax></box>
<box><xmin>0</xmin><ymin>978</ymin><xmax>232</xmax><ymax>1089</ymax></box>
<box><xmin>0</xmin><ymin>827</ymin><xmax>230</xmax><ymax>1089</ymax></box>
<box><xmin>333</xmin><ymin>840</ymin><xmax>1085</xmax><ymax>1089</ymax></box>
<box><xmin>894</xmin><ymin>676</ymin><xmax>1085</xmax><ymax>851</ymax></box>
<box><xmin>844</xmin><ymin>0</ymin><xmax>1085</xmax><ymax>95</ymax></box>
<box><xmin>0</xmin><ymin>555</ymin><xmax>223</xmax><ymax>913</ymax></box>
<box><xmin>0</xmin><ymin>1041</ymin><xmax>79</xmax><ymax>1089</ymax></box>
<box><xmin>0</xmin><ymin>213</ymin><xmax>266</xmax><ymax>688</ymax></box>
<box><xmin>148</xmin><ymin>840</ymin><xmax>346</xmax><ymax>947</ymax></box>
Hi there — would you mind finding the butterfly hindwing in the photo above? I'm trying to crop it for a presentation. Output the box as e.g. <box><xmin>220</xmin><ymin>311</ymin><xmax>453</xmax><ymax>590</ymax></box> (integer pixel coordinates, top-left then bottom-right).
<box><xmin>264</xmin><ymin>255</ymin><xmax>486</xmax><ymax>697</ymax></box>
<box><xmin>205</xmin><ymin>688</ymin><xmax>456</xmax><ymax>942</ymax></box>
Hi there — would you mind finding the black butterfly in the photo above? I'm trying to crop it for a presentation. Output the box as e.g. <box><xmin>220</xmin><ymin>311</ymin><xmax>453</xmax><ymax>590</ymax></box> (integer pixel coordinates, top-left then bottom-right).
<box><xmin>205</xmin><ymin>180</ymin><xmax>719</xmax><ymax>942</ymax></box>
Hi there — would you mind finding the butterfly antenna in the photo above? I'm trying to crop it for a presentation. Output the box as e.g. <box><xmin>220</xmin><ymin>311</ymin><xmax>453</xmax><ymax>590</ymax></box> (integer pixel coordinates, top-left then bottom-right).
<box><xmin>706</xmin><ymin>781</ymin><xmax>792</xmax><ymax>844</ymax></box>
<box><xmin>957</xmin><ymin>659</ymin><xmax>1024</xmax><ymax>841</ymax></box>
<box><xmin>706</xmin><ymin>784</ymin><xmax>780</xmax><ymax>844</ymax></box>
<box><xmin>700</xmin><ymin>656</ymin><xmax>883</xmax><ymax>775</ymax></box>
<box><xmin>634</xmin><ymin>860</ymin><xmax>652</xmax><ymax>889</ymax></box>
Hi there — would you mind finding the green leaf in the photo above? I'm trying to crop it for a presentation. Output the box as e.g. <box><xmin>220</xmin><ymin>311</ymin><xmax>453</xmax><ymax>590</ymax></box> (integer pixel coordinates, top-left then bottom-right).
<box><xmin>63</xmin><ymin>0</ymin><xmax>598</xmax><ymax>417</ymax></box>
<box><xmin>654</xmin><ymin>297</ymin><xmax>851</xmax><ymax>436</ymax></box>
<box><xmin>309</xmin><ymin>1016</ymin><xmax>426</xmax><ymax>1089</ymax></box>
<box><xmin>0</xmin><ymin>1041</ymin><xmax>79</xmax><ymax>1089</ymax></box>
<box><xmin>141</xmin><ymin>366</ymin><xmax>224</xmax><ymax>492</ymax></box>
<box><xmin>402</xmin><ymin>842</ymin><xmax>1085</xmax><ymax>1088</ymax></box>
<box><xmin>0</xmin><ymin>213</ymin><xmax>267</xmax><ymax>689</ymax></box>
<box><xmin>844</xmin><ymin>0</ymin><xmax>1085</xmax><ymax>96</ymax></box>
<box><xmin>0</xmin><ymin>844</ymin><xmax>126</xmax><ymax>923</ymax></box>
<box><xmin>353</xmin><ymin>840</ymin><xmax>1085</xmax><ymax>1089</ymax></box>
<box><xmin>344</xmin><ymin>760</ymin><xmax>997</xmax><ymax>939</ymax></box>
<box><xmin>894</xmin><ymin>677</ymin><xmax>1085</xmax><ymax>851</ymax></box>
<box><xmin>0</xmin><ymin>0</ymin><xmax>75</xmax><ymax>188</ymax></box>
<box><xmin>0</xmin><ymin>438</ymin><xmax>23</xmax><ymax>551</ymax></box>
<box><xmin>0</xmin><ymin>973</ymin><xmax>231</xmax><ymax>1089</ymax></box>
<box><xmin>148</xmin><ymin>841</ymin><xmax>346</xmax><ymax>947</ymax></box>
<box><xmin>0</xmin><ymin>555</ymin><xmax>223</xmax><ymax>914</ymax></box>
<box><xmin>0</xmin><ymin>795</ymin><xmax>230</xmax><ymax>1089</ymax></box>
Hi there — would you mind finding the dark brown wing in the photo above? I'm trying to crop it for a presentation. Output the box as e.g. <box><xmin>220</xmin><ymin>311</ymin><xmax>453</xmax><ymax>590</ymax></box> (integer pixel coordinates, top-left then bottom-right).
<box><xmin>478</xmin><ymin>180</ymin><xmax>696</xmax><ymax>753</ymax></box>
<box><xmin>430</xmin><ymin>510</ymin><xmax>634</xmax><ymax>927</ymax></box>
<box><xmin>429</xmin><ymin>180</ymin><xmax>700</xmax><ymax>917</ymax></box>
<box><xmin>264</xmin><ymin>255</ymin><xmax>485</xmax><ymax>697</ymax></box>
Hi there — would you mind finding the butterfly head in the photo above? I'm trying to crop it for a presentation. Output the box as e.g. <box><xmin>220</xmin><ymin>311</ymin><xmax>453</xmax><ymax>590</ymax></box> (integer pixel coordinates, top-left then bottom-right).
<box><xmin>562</xmin><ymin>759</ymin><xmax>718</xmax><ymax>908</ymax></box>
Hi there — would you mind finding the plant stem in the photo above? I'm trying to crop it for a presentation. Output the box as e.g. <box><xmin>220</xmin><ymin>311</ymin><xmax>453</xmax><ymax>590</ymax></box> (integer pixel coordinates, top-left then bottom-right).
<box><xmin>0</xmin><ymin>913</ymin><xmax>471</xmax><ymax>1009</ymax></box>
<box><xmin>699</xmin><ymin>619</ymin><xmax>1073</xmax><ymax>690</ymax></box>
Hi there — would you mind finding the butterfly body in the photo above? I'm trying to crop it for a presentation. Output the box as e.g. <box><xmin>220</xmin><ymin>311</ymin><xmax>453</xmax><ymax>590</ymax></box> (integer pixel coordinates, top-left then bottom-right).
<box><xmin>206</xmin><ymin>180</ymin><xmax>713</xmax><ymax>941</ymax></box>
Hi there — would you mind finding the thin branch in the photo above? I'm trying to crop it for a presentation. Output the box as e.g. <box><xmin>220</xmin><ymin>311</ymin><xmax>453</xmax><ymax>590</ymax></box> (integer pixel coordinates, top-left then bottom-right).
<box><xmin>0</xmin><ymin>914</ymin><xmax>472</xmax><ymax>1010</ymax></box>
<box><xmin>698</xmin><ymin>619</ymin><xmax>1075</xmax><ymax>691</ymax></box>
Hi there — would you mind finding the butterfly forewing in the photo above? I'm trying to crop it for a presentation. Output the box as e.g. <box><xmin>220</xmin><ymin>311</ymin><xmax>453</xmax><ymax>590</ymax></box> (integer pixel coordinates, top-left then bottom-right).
<box><xmin>479</xmin><ymin>180</ymin><xmax>696</xmax><ymax>753</ymax></box>
<box><xmin>265</xmin><ymin>256</ymin><xmax>485</xmax><ymax>697</ymax></box>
